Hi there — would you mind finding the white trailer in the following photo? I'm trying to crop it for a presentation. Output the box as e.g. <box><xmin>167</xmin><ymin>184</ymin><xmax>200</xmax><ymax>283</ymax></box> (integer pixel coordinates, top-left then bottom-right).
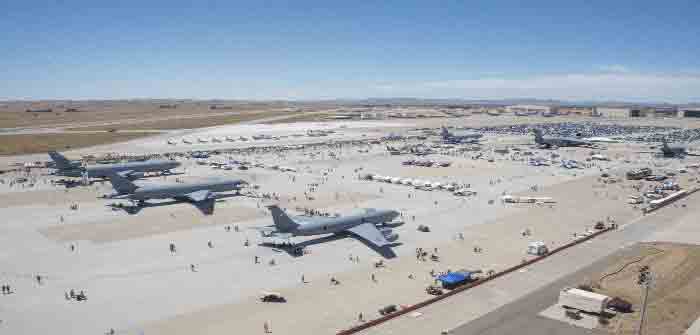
<box><xmin>649</xmin><ymin>189</ymin><xmax>688</xmax><ymax>209</ymax></box>
<box><xmin>559</xmin><ymin>287</ymin><xmax>611</xmax><ymax>314</ymax></box>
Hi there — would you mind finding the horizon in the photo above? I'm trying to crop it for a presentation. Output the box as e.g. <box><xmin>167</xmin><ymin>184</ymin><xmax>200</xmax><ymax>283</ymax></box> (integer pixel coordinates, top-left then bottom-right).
<box><xmin>2</xmin><ymin>97</ymin><xmax>699</xmax><ymax>106</ymax></box>
<box><xmin>2</xmin><ymin>1</ymin><xmax>700</xmax><ymax>102</ymax></box>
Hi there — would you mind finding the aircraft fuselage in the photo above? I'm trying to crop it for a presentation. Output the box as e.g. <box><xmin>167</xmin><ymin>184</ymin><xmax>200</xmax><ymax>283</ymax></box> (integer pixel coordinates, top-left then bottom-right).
<box><xmin>292</xmin><ymin>209</ymin><xmax>399</xmax><ymax>236</ymax></box>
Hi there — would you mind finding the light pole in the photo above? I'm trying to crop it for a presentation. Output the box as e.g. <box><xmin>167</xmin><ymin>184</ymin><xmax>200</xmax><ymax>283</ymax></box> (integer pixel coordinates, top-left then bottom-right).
<box><xmin>637</xmin><ymin>265</ymin><xmax>653</xmax><ymax>335</ymax></box>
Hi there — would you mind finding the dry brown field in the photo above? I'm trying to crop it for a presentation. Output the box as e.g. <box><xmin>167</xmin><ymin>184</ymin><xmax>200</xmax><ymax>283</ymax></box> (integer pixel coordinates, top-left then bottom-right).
<box><xmin>585</xmin><ymin>242</ymin><xmax>700</xmax><ymax>335</ymax></box>
<box><xmin>0</xmin><ymin>132</ymin><xmax>153</xmax><ymax>156</ymax></box>
<box><xmin>0</xmin><ymin>101</ymin><xmax>293</xmax><ymax>129</ymax></box>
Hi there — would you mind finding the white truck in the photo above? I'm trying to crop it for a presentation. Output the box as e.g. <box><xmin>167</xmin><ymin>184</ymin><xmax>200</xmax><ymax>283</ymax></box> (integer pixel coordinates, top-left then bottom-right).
<box><xmin>558</xmin><ymin>287</ymin><xmax>611</xmax><ymax>314</ymax></box>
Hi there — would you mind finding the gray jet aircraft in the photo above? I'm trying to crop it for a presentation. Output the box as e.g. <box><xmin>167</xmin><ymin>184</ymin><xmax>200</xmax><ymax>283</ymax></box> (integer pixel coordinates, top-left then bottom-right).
<box><xmin>532</xmin><ymin>129</ymin><xmax>591</xmax><ymax>148</ymax></box>
<box><xmin>49</xmin><ymin>151</ymin><xmax>180</xmax><ymax>179</ymax></box>
<box><xmin>659</xmin><ymin>139</ymin><xmax>699</xmax><ymax>158</ymax></box>
<box><xmin>106</xmin><ymin>172</ymin><xmax>246</xmax><ymax>214</ymax></box>
<box><xmin>257</xmin><ymin>205</ymin><xmax>400</xmax><ymax>252</ymax></box>
<box><xmin>440</xmin><ymin>126</ymin><xmax>483</xmax><ymax>144</ymax></box>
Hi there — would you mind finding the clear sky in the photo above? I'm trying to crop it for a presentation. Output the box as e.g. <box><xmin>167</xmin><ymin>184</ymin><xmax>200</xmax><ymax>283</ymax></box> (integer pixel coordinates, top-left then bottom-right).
<box><xmin>2</xmin><ymin>1</ymin><xmax>699</xmax><ymax>102</ymax></box>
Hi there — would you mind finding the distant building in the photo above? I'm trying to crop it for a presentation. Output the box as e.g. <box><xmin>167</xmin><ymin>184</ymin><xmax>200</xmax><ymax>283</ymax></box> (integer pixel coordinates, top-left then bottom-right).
<box><xmin>680</xmin><ymin>108</ymin><xmax>700</xmax><ymax>118</ymax></box>
<box><xmin>26</xmin><ymin>108</ymin><xmax>53</xmax><ymax>113</ymax></box>
<box><xmin>210</xmin><ymin>105</ymin><xmax>233</xmax><ymax>110</ymax></box>
<box><xmin>360</xmin><ymin>112</ymin><xmax>382</xmax><ymax>120</ymax></box>
<box><xmin>506</xmin><ymin>105</ymin><xmax>551</xmax><ymax>116</ymax></box>
<box><xmin>628</xmin><ymin>108</ymin><xmax>652</xmax><ymax>117</ymax></box>
<box><xmin>649</xmin><ymin>106</ymin><xmax>678</xmax><ymax>118</ymax></box>
<box><xmin>556</xmin><ymin>106</ymin><xmax>595</xmax><ymax>116</ymax></box>
<box><xmin>596</xmin><ymin>107</ymin><xmax>631</xmax><ymax>118</ymax></box>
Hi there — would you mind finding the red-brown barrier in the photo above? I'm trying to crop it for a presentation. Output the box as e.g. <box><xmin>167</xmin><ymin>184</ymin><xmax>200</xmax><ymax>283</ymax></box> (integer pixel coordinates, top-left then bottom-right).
<box><xmin>336</xmin><ymin>227</ymin><xmax>614</xmax><ymax>335</ymax></box>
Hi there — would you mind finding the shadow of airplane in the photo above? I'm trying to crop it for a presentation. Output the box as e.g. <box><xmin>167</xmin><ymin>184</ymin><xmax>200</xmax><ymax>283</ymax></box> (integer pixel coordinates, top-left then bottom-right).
<box><xmin>106</xmin><ymin>193</ymin><xmax>242</xmax><ymax>215</ymax></box>
<box><xmin>259</xmin><ymin>232</ymin><xmax>401</xmax><ymax>259</ymax></box>
<box><xmin>53</xmin><ymin>172</ymin><xmax>186</xmax><ymax>187</ymax></box>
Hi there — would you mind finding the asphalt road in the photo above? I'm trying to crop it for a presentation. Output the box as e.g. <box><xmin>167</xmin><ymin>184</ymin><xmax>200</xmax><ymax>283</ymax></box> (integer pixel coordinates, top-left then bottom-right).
<box><xmin>448</xmin><ymin>248</ymin><xmax>642</xmax><ymax>335</ymax></box>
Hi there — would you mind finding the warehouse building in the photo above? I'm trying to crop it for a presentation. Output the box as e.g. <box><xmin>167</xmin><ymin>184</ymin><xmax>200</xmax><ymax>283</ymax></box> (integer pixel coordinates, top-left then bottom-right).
<box><xmin>649</xmin><ymin>106</ymin><xmax>678</xmax><ymax>118</ymax></box>
<box><xmin>556</xmin><ymin>106</ymin><xmax>595</xmax><ymax>116</ymax></box>
<box><xmin>680</xmin><ymin>108</ymin><xmax>700</xmax><ymax>118</ymax></box>
<box><xmin>628</xmin><ymin>108</ymin><xmax>650</xmax><ymax>117</ymax></box>
<box><xmin>506</xmin><ymin>105</ymin><xmax>551</xmax><ymax>116</ymax></box>
<box><xmin>595</xmin><ymin>107</ymin><xmax>631</xmax><ymax>118</ymax></box>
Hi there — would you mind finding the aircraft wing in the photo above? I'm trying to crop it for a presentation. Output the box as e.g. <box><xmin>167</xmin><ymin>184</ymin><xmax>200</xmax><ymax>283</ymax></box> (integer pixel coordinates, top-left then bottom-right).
<box><xmin>346</xmin><ymin>222</ymin><xmax>391</xmax><ymax>247</ymax></box>
<box><xmin>185</xmin><ymin>189</ymin><xmax>212</xmax><ymax>202</ymax></box>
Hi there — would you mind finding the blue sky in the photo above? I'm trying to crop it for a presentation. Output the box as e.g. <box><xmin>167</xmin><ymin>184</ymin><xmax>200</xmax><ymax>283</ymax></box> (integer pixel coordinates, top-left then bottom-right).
<box><xmin>2</xmin><ymin>1</ymin><xmax>700</xmax><ymax>102</ymax></box>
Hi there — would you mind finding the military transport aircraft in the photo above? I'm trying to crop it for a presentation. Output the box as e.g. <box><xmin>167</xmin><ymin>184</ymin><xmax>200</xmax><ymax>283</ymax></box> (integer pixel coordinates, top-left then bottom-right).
<box><xmin>106</xmin><ymin>172</ymin><xmax>246</xmax><ymax>214</ymax></box>
<box><xmin>255</xmin><ymin>205</ymin><xmax>401</xmax><ymax>253</ymax></box>
<box><xmin>440</xmin><ymin>126</ymin><xmax>483</xmax><ymax>144</ymax></box>
<box><xmin>532</xmin><ymin>129</ymin><xmax>591</xmax><ymax>148</ymax></box>
<box><xmin>658</xmin><ymin>139</ymin><xmax>700</xmax><ymax>158</ymax></box>
<box><xmin>49</xmin><ymin>151</ymin><xmax>180</xmax><ymax>179</ymax></box>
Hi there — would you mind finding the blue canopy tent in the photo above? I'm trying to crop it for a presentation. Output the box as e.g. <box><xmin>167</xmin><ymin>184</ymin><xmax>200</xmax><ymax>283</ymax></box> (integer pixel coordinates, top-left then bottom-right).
<box><xmin>437</xmin><ymin>271</ymin><xmax>472</xmax><ymax>289</ymax></box>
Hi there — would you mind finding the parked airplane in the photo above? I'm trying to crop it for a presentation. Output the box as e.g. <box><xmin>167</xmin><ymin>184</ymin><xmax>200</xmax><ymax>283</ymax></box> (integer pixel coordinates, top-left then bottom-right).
<box><xmin>106</xmin><ymin>172</ymin><xmax>246</xmax><ymax>214</ymax></box>
<box><xmin>659</xmin><ymin>139</ymin><xmax>700</xmax><ymax>158</ymax></box>
<box><xmin>49</xmin><ymin>151</ymin><xmax>180</xmax><ymax>179</ymax></box>
<box><xmin>256</xmin><ymin>205</ymin><xmax>400</xmax><ymax>250</ymax></box>
<box><xmin>532</xmin><ymin>129</ymin><xmax>591</xmax><ymax>148</ymax></box>
<box><xmin>440</xmin><ymin>126</ymin><xmax>483</xmax><ymax>144</ymax></box>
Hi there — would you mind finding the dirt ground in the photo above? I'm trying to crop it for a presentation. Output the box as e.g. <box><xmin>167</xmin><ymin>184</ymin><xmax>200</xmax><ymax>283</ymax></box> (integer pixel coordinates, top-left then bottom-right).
<box><xmin>0</xmin><ymin>101</ymin><xmax>291</xmax><ymax>129</ymax></box>
<box><xmin>0</xmin><ymin>132</ymin><xmax>154</xmax><ymax>156</ymax></box>
<box><xmin>264</xmin><ymin>112</ymin><xmax>334</xmax><ymax>124</ymax></box>
<box><xmin>585</xmin><ymin>242</ymin><xmax>700</xmax><ymax>335</ymax></box>
<box><xmin>66</xmin><ymin>109</ymin><xmax>297</xmax><ymax>131</ymax></box>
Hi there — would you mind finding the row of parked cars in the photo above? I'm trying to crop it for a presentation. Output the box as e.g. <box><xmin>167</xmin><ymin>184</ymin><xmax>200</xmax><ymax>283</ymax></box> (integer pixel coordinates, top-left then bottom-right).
<box><xmin>401</xmin><ymin>159</ymin><xmax>452</xmax><ymax>167</ymax></box>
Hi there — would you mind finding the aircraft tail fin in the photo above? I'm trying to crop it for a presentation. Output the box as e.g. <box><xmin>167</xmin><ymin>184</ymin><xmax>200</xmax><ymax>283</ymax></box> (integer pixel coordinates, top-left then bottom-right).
<box><xmin>106</xmin><ymin>172</ymin><xmax>138</xmax><ymax>194</ymax></box>
<box><xmin>532</xmin><ymin>129</ymin><xmax>544</xmax><ymax>144</ymax></box>
<box><xmin>441</xmin><ymin>126</ymin><xmax>449</xmax><ymax>138</ymax></box>
<box><xmin>266</xmin><ymin>205</ymin><xmax>298</xmax><ymax>233</ymax></box>
<box><xmin>48</xmin><ymin>151</ymin><xmax>76</xmax><ymax>169</ymax></box>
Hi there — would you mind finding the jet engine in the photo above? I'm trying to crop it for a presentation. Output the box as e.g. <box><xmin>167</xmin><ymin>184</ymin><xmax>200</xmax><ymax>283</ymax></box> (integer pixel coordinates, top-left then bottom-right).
<box><xmin>126</xmin><ymin>172</ymin><xmax>145</xmax><ymax>180</ymax></box>
<box><xmin>380</xmin><ymin>228</ymin><xmax>399</xmax><ymax>241</ymax></box>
